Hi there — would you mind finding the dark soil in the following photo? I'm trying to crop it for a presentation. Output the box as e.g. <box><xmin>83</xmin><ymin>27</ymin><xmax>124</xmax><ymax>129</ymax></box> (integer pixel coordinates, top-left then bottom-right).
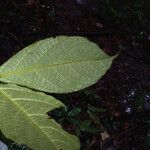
<box><xmin>0</xmin><ymin>0</ymin><xmax>150</xmax><ymax>150</ymax></box>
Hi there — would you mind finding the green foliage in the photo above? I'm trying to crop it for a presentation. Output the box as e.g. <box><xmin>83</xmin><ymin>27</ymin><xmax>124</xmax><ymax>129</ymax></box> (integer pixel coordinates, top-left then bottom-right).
<box><xmin>0</xmin><ymin>36</ymin><xmax>114</xmax><ymax>93</ymax></box>
<box><xmin>0</xmin><ymin>84</ymin><xmax>79</xmax><ymax>150</ymax></box>
<box><xmin>68</xmin><ymin>108</ymin><xmax>82</xmax><ymax>117</ymax></box>
<box><xmin>0</xmin><ymin>36</ymin><xmax>115</xmax><ymax>149</ymax></box>
<box><xmin>49</xmin><ymin>103</ymin><xmax>106</xmax><ymax>136</ymax></box>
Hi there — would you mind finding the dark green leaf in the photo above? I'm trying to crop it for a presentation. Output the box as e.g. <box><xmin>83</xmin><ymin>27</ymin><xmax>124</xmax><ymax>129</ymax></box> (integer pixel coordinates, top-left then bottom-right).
<box><xmin>68</xmin><ymin>108</ymin><xmax>82</xmax><ymax>117</ymax></box>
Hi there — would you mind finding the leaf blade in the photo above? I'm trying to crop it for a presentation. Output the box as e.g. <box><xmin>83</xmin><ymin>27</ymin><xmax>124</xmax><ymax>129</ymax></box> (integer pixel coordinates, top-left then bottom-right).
<box><xmin>0</xmin><ymin>36</ymin><xmax>115</xmax><ymax>93</ymax></box>
<box><xmin>0</xmin><ymin>84</ymin><xmax>80</xmax><ymax>150</ymax></box>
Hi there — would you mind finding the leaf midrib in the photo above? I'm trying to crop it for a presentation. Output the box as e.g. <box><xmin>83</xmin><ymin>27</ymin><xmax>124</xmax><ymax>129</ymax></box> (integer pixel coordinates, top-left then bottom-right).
<box><xmin>0</xmin><ymin>58</ymin><xmax>110</xmax><ymax>78</ymax></box>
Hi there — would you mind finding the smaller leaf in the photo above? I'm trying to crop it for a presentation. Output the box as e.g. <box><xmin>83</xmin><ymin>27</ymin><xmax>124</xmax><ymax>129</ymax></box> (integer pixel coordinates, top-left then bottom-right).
<box><xmin>88</xmin><ymin>105</ymin><xmax>106</xmax><ymax>113</ymax></box>
<box><xmin>68</xmin><ymin>108</ymin><xmax>82</xmax><ymax>117</ymax></box>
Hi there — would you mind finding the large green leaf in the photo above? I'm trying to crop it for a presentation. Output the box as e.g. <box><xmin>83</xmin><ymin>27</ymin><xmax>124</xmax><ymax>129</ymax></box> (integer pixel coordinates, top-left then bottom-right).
<box><xmin>0</xmin><ymin>36</ymin><xmax>115</xmax><ymax>93</ymax></box>
<box><xmin>0</xmin><ymin>84</ymin><xmax>80</xmax><ymax>150</ymax></box>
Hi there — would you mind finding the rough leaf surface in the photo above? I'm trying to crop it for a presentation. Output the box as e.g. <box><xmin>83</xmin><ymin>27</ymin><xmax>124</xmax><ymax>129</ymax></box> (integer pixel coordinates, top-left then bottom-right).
<box><xmin>0</xmin><ymin>84</ymin><xmax>80</xmax><ymax>150</ymax></box>
<box><xmin>0</xmin><ymin>36</ymin><xmax>115</xmax><ymax>93</ymax></box>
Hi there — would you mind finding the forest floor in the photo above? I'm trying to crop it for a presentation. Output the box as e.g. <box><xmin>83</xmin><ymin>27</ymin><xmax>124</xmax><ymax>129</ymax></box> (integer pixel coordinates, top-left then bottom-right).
<box><xmin>0</xmin><ymin>0</ymin><xmax>150</xmax><ymax>150</ymax></box>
